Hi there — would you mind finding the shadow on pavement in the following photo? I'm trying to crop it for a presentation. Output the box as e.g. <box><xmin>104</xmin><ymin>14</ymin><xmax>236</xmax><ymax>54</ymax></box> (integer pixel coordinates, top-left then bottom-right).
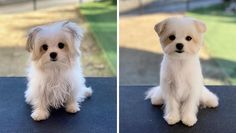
<box><xmin>120</xmin><ymin>47</ymin><xmax>235</xmax><ymax>85</ymax></box>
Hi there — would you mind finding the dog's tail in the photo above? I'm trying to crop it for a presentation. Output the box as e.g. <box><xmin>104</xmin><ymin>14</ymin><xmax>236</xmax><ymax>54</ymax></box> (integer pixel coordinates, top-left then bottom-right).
<box><xmin>145</xmin><ymin>86</ymin><xmax>160</xmax><ymax>100</ymax></box>
<box><xmin>77</xmin><ymin>86</ymin><xmax>93</xmax><ymax>103</ymax></box>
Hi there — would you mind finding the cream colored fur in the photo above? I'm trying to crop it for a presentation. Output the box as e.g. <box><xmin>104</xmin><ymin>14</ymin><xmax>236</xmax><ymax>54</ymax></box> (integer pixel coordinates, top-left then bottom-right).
<box><xmin>145</xmin><ymin>17</ymin><xmax>219</xmax><ymax>126</ymax></box>
<box><xmin>25</xmin><ymin>21</ymin><xmax>92</xmax><ymax>121</ymax></box>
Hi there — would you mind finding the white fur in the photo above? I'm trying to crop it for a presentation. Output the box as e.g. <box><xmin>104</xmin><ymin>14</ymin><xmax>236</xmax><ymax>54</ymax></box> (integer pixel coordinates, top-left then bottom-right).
<box><xmin>145</xmin><ymin>17</ymin><xmax>219</xmax><ymax>126</ymax></box>
<box><xmin>25</xmin><ymin>21</ymin><xmax>92</xmax><ymax>121</ymax></box>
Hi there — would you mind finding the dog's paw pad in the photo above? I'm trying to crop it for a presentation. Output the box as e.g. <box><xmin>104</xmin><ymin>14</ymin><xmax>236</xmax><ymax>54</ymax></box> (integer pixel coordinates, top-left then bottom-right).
<box><xmin>31</xmin><ymin>110</ymin><xmax>49</xmax><ymax>121</ymax></box>
<box><xmin>66</xmin><ymin>104</ymin><xmax>80</xmax><ymax>113</ymax></box>
<box><xmin>182</xmin><ymin>115</ymin><xmax>197</xmax><ymax>126</ymax></box>
<box><xmin>164</xmin><ymin>113</ymin><xmax>180</xmax><ymax>125</ymax></box>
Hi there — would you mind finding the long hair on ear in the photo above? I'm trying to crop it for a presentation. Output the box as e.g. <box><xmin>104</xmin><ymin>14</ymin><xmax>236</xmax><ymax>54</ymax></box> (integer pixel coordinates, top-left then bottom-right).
<box><xmin>26</xmin><ymin>27</ymin><xmax>41</xmax><ymax>52</ymax></box>
<box><xmin>62</xmin><ymin>21</ymin><xmax>84</xmax><ymax>56</ymax></box>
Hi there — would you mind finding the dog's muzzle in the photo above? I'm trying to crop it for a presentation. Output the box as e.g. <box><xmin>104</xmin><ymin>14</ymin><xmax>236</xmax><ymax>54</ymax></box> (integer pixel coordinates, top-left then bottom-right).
<box><xmin>50</xmin><ymin>52</ymin><xmax>57</xmax><ymax>61</ymax></box>
<box><xmin>175</xmin><ymin>43</ymin><xmax>184</xmax><ymax>53</ymax></box>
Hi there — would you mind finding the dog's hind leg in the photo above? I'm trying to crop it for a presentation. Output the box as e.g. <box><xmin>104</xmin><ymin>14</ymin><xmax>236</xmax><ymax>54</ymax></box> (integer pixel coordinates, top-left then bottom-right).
<box><xmin>200</xmin><ymin>86</ymin><xmax>219</xmax><ymax>108</ymax></box>
<box><xmin>145</xmin><ymin>86</ymin><xmax>163</xmax><ymax>105</ymax></box>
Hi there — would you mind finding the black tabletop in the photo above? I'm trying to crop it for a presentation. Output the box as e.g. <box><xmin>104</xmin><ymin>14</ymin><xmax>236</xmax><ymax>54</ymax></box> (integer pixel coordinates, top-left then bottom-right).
<box><xmin>0</xmin><ymin>77</ymin><xmax>116</xmax><ymax>133</ymax></box>
<box><xmin>120</xmin><ymin>86</ymin><xmax>236</xmax><ymax>133</ymax></box>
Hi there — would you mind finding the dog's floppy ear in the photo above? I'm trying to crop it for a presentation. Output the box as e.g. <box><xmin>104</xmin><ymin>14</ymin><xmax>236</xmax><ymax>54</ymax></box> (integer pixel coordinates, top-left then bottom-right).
<box><xmin>193</xmin><ymin>19</ymin><xmax>207</xmax><ymax>33</ymax></box>
<box><xmin>62</xmin><ymin>21</ymin><xmax>84</xmax><ymax>55</ymax></box>
<box><xmin>26</xmin><ymin>27</ymin><xmax>41</xmax><ymax>52</ymax></box>
<box><xmin>154</xmin><ymin>19</ymin><xmax>168</xmax><ymax>36</ymax></box>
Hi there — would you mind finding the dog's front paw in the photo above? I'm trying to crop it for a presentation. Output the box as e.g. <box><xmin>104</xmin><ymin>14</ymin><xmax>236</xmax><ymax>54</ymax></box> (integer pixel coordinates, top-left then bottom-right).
<box><xmin>164</xmin><ymin>113</ymin><xmax>180</xmax><ymax>125</ymax></box>
<box><xmin>66</xmin><ymin>103</ymin><xmax>80</xmax><ymax>113</ymax></box>
<box><xmin>31</xmin><ymin>109</ymin><xmax>49</xmax><ymax>121</ymax></box>
<box><xmin>182</xmin><ymin>114</ymin><xmax>197</xmax><ymax>127</ymax></box>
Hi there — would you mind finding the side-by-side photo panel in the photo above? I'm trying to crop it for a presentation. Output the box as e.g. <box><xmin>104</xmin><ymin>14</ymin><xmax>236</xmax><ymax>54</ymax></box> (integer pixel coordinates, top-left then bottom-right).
<box><xmin>0</xmin><ymin>0</ymin><xmax>117</xmax><ymax>132</ymax></box>
<box><xmin>120</xmin><ymin>0</ymin><xmax>236</xmax><ymax>132</ymax></box>
<box><xmin>1</xmin><ymin>0</ymin><xmax>236</xmax><ymax>133</ymax></box>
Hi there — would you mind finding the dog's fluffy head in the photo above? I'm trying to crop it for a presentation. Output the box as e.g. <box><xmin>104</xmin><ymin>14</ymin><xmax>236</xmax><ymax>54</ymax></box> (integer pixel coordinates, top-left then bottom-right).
<box><xmin>154</xmin><ymin>17</ymin><xmax>206</xmax><ymax>57</ymax></box>
<box><xmin>26</xmin><ymin>21</ymin><xmax>83</xmax><ymax>70</ymax></box>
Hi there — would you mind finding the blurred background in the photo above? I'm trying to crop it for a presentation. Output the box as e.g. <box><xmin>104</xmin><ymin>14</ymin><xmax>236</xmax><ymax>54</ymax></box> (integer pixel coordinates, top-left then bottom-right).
<box><xmin>0</xmin><ymin>0</ymin><xmax>117</xmax><ymax>77</ymax></box>
<box><xmin>120</xmin><ymin>0</ymin><xmax>236</xmax><ymax>85</ymax></box>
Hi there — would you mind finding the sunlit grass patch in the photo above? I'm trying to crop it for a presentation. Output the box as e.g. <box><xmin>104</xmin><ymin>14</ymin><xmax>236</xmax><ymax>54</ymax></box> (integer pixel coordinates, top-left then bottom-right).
<box><xmin>79</xmin><ymin>1</ymin><xmax>117</xmax><ymax>74</ymax></box>
<box><xmin>188</xmin><ymin>3</ymin><xmax>236</xmax><ymax>84</ymax></box>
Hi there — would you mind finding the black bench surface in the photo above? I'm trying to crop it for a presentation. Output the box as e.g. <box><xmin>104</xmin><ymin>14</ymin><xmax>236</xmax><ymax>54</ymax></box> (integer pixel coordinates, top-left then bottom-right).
<box><xmin>0</xmin><ymin>77</ymin><xmax>116</xmax><ymax>133</ymax></box>
<box><xmin>120</xmin><ymin>86</ymin><xmax>236</xmax><ymax>133</ymax></box>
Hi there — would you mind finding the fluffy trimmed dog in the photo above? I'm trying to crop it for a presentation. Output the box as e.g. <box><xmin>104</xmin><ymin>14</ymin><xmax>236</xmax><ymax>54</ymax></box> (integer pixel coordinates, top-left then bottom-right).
<box><xmin>25</xmin><ymin>21</ymin><xmax>92</xmax><ymax>121</ymax></box>
<box><xmin>145</xmin><ymin>17</ymin><xmax>219</xmax><ymax>126</ymax></box>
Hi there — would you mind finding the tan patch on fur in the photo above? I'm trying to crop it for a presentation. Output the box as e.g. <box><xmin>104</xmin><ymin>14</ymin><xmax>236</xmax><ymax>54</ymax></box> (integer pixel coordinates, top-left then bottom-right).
<box><xmin>187</xmin><ymin>35</ymin><xmax>201</xmax><ymax>54</ymax></box>
<box><xmin>193</xmin><ymin>20</ymin><xmax>207</xmax><ymax>33</ymax></box>
<box><xmin>156</xmin><ymin>17</ymin><xmax>206</xmax><ymax>55</ymax></box>
<box><xmin>161</xmin><ymin>36</ymin><xmax>173</xmax><ymax>48</ymax></box>
<box><xmin>155</xmin><ymin>21</ymin><xmax>168</xmax><ymax>36</ymax></box>
<box><xmin>26</xmin><ymin>28</ymin><xmax>41</xmax><ymax>52</ymax></box>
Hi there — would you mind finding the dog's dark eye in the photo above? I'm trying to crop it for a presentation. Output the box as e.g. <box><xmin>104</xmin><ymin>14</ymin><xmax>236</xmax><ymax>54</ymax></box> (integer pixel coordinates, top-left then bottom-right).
<box><xmin>186</xmin><ymin>36</ymin><xmax>192</xmax><ymax>41</ymax></box>
<box><xmin>169</xmin><ymin>35</ymin><xmax>176</xmax><ymax>41</ymax></box>
<box><xmin>58</xmin><ymin>42</ymin><xmax>64</xmax><ymax>49</ymax></box>
<box><xmin>42</xmin><ymin>44</ymin><xmax>48</xmax><ymax>51</ymax></box>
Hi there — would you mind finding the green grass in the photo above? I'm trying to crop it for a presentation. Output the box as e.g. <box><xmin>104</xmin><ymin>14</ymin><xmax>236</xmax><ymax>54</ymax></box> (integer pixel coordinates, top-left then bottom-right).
<box><xmin>79</xmin><ymin>1</ymin><xmax>117</xmax><ymax>74</ymax></box>
<box><xmin>187</xmin><ymin>3</ymin><xmax>236</xmax><ymax>84</ymax></box>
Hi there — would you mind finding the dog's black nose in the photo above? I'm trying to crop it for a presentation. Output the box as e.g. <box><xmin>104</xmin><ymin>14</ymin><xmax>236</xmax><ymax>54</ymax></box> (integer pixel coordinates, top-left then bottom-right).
<box><xmin>176</xmin><ymin>43</ymin><xmax>184</xmax><ymax>50</ymax></box>
<box><xmin>50</xmin><ymin>52</ymin><xmax>57</xmax><ymax>59</ymax></box>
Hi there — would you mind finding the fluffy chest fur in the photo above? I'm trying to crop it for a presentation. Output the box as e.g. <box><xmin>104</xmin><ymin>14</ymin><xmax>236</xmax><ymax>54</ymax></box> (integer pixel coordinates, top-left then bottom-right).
<box><xmin>40</xmin><ymin>73</ymin><xmax>73</xmax><ymax>108</ymax></box>
<box><xmin>160</xmin><ymin>55</ymin><xmax>203</xmax><ymax>101</ymax></box>
<box><xmin>26</xmin><ymin>63</ymin><xmax>79</xmax><ymax>109</ymax></box>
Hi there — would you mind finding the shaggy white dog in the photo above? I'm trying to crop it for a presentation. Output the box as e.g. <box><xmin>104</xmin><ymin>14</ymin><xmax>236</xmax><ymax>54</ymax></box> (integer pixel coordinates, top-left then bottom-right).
<box><xmin>25</xmin><ymin>21</ymin><xmax>92</xmax><ymax>121</ymax></box>
<box><xmin>145</xmin><ymin>17</ymin><xmax>219</xmax><ymax>126</ymax></box>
